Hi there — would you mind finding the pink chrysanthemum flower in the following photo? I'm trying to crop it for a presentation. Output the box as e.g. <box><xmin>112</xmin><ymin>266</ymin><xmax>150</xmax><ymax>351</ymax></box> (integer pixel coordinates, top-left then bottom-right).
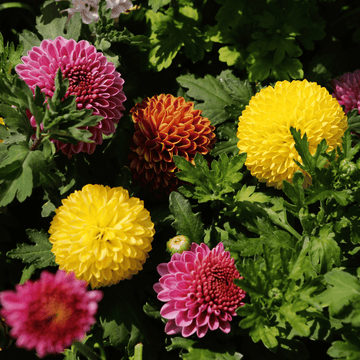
<box><xmin>0</xmin><ymin>270</ymin><xmax>102</xmax><ymax>358</ymax></box>
<box><xmin>331</xmin><ymin>70</ymin><xmax>360</xmax><ymax>114</ymax></box>
<box><xmin>16</xmin><ymin>36</ymin><xmax>126</xmax><ymax>158</ymax></box>
<box><xmin>153</xmin><ymin>242</ymin><xmax>246</xmax><ymax>338</ymax></box>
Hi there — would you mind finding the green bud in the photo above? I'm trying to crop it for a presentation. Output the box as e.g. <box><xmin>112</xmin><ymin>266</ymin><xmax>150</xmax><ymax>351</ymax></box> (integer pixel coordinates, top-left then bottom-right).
<box><xmin>166</xmin><ymin>235</ymin><xmax>191</xmax><ymax>255</ymax></box>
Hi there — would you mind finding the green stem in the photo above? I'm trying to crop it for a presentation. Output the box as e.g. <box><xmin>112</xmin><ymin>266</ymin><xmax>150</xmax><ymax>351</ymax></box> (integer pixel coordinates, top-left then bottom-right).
<box><xmin>134</xmin><ymin>343</ymin><xmax>143</xmax><ymax>360</ymax></box>
<box><xmin>0</xmin><ymin>2</ymin><xmax>37</xmax><ymax>17</ymax></box>
<box><xmin>73</xmin><ymin>341</ymin><xmax>103</xmax><ymax>360</ymax></box>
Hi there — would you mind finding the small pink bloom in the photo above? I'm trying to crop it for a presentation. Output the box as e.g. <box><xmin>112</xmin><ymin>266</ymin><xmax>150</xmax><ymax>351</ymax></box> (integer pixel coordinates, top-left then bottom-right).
<box><xmin>16</xmin><ymin>36</ymin><xmax>126</xmax><ymax>158</ymax></box>
<box><xmin>331</xmin><ymin>70</ymin><xmax>360</xmax><ymax>114</ymax></box>
<box><xmin>0</xmin><ymin>270</ymin><xmax>103</xmax><ymax>358</ymax></box>
<box><xmin>154</xmin><ymin>242</ymin><xmax>246</xmax><ymax>338</ymax></box>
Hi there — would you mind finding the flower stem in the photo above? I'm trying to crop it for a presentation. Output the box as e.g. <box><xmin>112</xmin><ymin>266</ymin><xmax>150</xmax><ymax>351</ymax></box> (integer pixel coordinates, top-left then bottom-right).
<box><xmin>73</xmin><ymin>341</ymin><xmax>103</xmax><ymax>360</ymax></box>
<box><xmin>134</xmin><ymin>343</ymin><xmax>143</xmax><ymax>360</ymax></box>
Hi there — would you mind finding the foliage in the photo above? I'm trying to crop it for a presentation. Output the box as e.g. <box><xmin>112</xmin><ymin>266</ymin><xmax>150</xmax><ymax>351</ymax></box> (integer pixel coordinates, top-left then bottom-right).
<box><xmin>1</xmin><ymin>0</ymin><xmax>360</xmax><ymax>359</ymax></box>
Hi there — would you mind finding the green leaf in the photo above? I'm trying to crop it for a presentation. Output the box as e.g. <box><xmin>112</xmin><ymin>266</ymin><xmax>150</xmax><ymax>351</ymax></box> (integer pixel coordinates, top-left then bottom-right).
<box><xmin>309</xmin><ymin>224</ymin><xmax>341</xmax><ymax>274</ymax></box>
<box><xmin>36</xmin><ymin>1</ymin><xmax>82</xmax><ymax>41</ymax></box>
<box><xmin>290</xmin><ymin>127</ymin><xmax>328</xmax><ymax>174</ymax></box>
<box><xmin>169</xmin><ymin>192</ymin><xmax>204</xmax><ymax>244</ymax></box>
<box><xmin>18</xmin><ymin>29</ymin><xmax>41</xmax><ymax>56</ymax></box>
<box><xmin>166</xmin><ymin>337</ymin><xmax>244</xmax><ymax>359</ymax></box>
<box><xmin>177</xmin><ymin>73</ymin><xmax>235</xmax><ymax>125</ymax></box>
<box><xmin>279</xmin><ymin>301</ymin><xmax>310</xmax><ymax>337</ymax></box>
<box><xmin>148</xmin><ymin>0</ymin><xmax>171</xmax><ymax>13</ymax></box>
<box><xmin>328</xmin><ymin>333</ymin><xmax>360</xmax><ymax>360</ymax></box>
<box><xmin>176</xmin><ymin>153</ymin><xmax>246</xmax><ymax>203</ymax></box>
<box><xmin>211</xmin><ymin>123</ymin><xmax>239</xmax><ymax>156</ymax></box>
<box><xmin>99</xmin><ymin>283</ymin><xmax>161</xmax><ymax>357</ymax></box>
<box><xmin>218</xmin><ymin>70</ymin><xmax>253</xmax><ymax>106</ymax></box>
<box><xmin>237</xmin><ymin>302</ymin><xmax>279</xmax><ymax>351</ymax></box>
<box><xmin>316</xmin><ymin>269</ymin><xmax>360</xmax><ymax>317</ymax></box>
<box><xmin>218</xmin><ymin>46</ymin><xmax>246</xmax><ymax>69</ymax></box>
<box><xmin>7</xmin><ymin>229</ymin><xmax>56</xmax><ymax>268</ymax></box>
<box><xmin>235</xmin><ymin>185</ymin><xmax>270</xmax><ymax>203</ymax></box>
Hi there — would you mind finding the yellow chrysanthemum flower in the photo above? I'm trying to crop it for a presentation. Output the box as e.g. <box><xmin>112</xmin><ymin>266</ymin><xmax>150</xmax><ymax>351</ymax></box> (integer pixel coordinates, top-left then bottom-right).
<box><xmin>49</xmin><ymin>184</ymin><xmax>155</xmax><ymax>288</ymax></box>
<box><xmin>237</xmin><ymin>80</ymin><xmax>348</xmax><ymax>189</ymax></box>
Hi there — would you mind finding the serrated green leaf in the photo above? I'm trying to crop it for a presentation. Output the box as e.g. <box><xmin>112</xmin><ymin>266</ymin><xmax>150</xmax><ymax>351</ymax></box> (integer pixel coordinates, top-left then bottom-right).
<box><xmin>7</xmin><ymin>229</ymin><xmax>56</xmax><ymax>268</ymax></box>
<box><xmin>166</xmin><ymin>337</ymin><xmax>244</xmax><ymax>359</ymax></box>
<box><xmin>99</xmin><ymin>283</ymin><xmax>161</xmax><ymax>357</ymax></box>
<box><xmin>177</xmin><ymin>73</ymin><xmax>235</xmax><ymax>125</ymax></box>
<box><xmin>169</xmin><ymin>192</ymin><xmax>204</xmax><ymax>244</ymax></box>
<box><xmin>279</xmin><ymin>301</ymin><xmax>310</xmax><ymax>337</ymax></box>
<box><xmin>211</xmin><ymin>122</ymin><xmax>239</xmax><ymax>156</ymax></box>
<box><xmin>316</xmin><ymin>269</ymin><xmax>360</xmax><ymax>317</ymax></box>
<box><xmin>309</xmin><ymin>224</ymin><xmax>341</xmax><ymax>274</ymax></box>
<box><xmin>36</xmin><ymin>1</ymin><xmax>81</xmax><ymax>41</ymax></box>
<box><xmin>218</xmin><ymin>70</ymin><xmax>253</xmax><ymax>106</ymax></box>
<box><xmin>235</xmin><ymin>185</ymin><xmax>269</xmax><ymax>203</ymax></box>
<box><xmin>218</xmin><ymin>45</ymin><xmax>246</xmax><ymax>69</ymax></box>
<box><xmin>328</xmin><ymin>333</ymin><xmax>360</xmax><ymax>360</ymax></box>
<box><xmin>18</xmin><ymin>29</ymin><xmax>41</xmax><ymax>56</ymax></box>
<box><xmin>148</xmin><ymin>0</ymin><xmax>171</xmax><ymax>13</ymax></box>
<box><xmin>237</xmin><ymin>302</ymin><xmax>279</xmax><ymax>351</ymax></box>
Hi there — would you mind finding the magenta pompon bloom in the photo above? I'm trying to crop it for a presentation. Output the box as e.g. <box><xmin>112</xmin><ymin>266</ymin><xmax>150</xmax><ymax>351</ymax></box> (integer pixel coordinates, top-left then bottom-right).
<box><xmin>0</xmin><ymin>269</ymin><xmax>103</xmax><ymax>358</ymax></box>
<box><xmin>331</xmin><ymin>70</ymin><xmax>360</xmax><ymax>114</ymax></box>
<box><xmin>16</xmin><ymin>36</ymin><xmax>126</xmax><ymax>158</ymax></box>
<box><xmin>153</xmin><ymin>242</ymin><xmax>246</xmax><ymax>338</ymax></box>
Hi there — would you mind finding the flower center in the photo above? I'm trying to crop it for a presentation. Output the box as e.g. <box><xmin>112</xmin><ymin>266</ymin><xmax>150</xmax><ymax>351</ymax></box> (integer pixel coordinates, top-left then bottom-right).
<box><xmin>193</xmin><ymin>252</ymin><xmax>244</xmax><ymax>313</ymax></box>
<box><xmin>38</xmin><ymin>297</ymin><xmax>72</xmax><ymax>329</ymax></box>
<box><xmin>63</xmin><ymin>64</ymin><xmax>99</xmax><ymax>109</ymax></box>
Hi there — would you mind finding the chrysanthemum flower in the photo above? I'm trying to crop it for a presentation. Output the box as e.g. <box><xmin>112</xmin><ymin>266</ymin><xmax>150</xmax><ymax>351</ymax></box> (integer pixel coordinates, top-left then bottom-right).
<box><xmin>331</xmin><ymin>70</ymin><xmax>360</xmax><ymax>114</ymax></box>
<box><xmin>16</xmin><ymin>36</ymin><xmax>126</xmax><ymax>158</ymax></box>
<box><xmin>154</xmin><ymin>242</ymin><xmax>246</xmax><ymax>338</ymax></box>
<box><xmin>0</xmin><ymin>270</ymin><xmax>102</xmax><ymax>358</ymax></box>
<box><xmin>49</xmin><ymin>184</ymin><xmax>155</xmax><ymax>288</ymax></box>
<box><xmin>129</xmin><ymin>94</ymin><xmax>216</xmax><ymax>196</ymax></box>
<box><xmin>237</xmin><ymin>80</ymin><xmax>348</xmax><ymax>189</ymax></box>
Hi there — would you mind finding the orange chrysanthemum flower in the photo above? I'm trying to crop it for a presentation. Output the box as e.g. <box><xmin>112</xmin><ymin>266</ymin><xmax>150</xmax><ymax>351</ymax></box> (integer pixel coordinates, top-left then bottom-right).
<box><xmin>129</xmin><ymin>94</ymin><xmax>216</xmax><ymax>196</ymax></box>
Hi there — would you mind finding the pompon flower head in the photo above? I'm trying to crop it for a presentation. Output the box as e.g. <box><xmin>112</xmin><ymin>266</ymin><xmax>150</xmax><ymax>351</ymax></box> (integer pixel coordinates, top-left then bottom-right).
<box><xmin>15</xmin><ymin>36</ymin><xmax>126</xmax><ymax>158</ymax></box>
<box><xmin>154</xmin><ymin>242</ymin><xmax>246</xmax><ymax>338</ymax></box>
<box><xmin>0</xmin><ymin>270</ymin><xmax>102</xmax><ymax>358</ymax></box>
<box><xmin>237</xmin><ymin>79</ymin><xmax>348</xmax><ymax>189</ymax></box>
<box><xmin>49</xmin><ymin>184</ymin><xmax>155</xmax><ymax>288</ymax></box>
<box><xmin>331</xmin><ymin>70</ymin><xmax>360</xmax><ymax>114</ymax></box>
<box><xmin>129</xmin><ymin>94</ymin><xmax>216</xmax><ymax>196</ymax></box>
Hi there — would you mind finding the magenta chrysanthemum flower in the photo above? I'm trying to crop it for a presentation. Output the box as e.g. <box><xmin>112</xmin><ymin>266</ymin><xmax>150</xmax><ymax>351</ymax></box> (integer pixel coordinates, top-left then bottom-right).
<box><xmin>0</xmin><ymin>270</ymin><xmax>102</xmax><ymax>358</ymax></box>
<box><xmin>16</xmin><ymin>36</ymin><xmax>126</xmax><ymax>158</ymax></box>
<box><xmin>153</xmin><ymin>242</ymin><xmax>246</xmax><ymax>338</ymax></box>
<box><xmin>331</xmin><ymin>70</ymin><xmax>360</xmax><ymax>114</ymax></box>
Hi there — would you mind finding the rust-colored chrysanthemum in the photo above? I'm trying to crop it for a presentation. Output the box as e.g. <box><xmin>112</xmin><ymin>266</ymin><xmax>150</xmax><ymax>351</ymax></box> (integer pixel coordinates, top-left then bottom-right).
<box><xmin>129</xmin><ymin>94</ymin><xmax>216</xmax><ymax>196</ymax></box>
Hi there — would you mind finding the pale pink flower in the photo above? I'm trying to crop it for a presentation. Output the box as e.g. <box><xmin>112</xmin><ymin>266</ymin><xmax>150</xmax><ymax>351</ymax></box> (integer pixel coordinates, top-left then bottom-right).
<box><xmin>154</xmin><ymin>242</ymin><xmax>246</xmax><ymax>338</ymax></box>
<box><xmin>0</xmin><ymin>270</ymin><xmax>102</xmax><ymax>358</ymax></box>
<box><xmin>331</xmin><ymin>70</ymin><xmax>360</xmax><ymax>114</ymax></box>
<box><xmin>106</xmin><ymin>0</ymin><xmax>133</xmax><ymax>18</ymax></box>
<box><xmin>58</xmin><ymin>0</ymin><xmax>100</xmax><ymax>24</ymax></box>
<box><xmin>16</xmin><ymin>36</ymin><xmax>126</xmax><ymax>158</ymax></box>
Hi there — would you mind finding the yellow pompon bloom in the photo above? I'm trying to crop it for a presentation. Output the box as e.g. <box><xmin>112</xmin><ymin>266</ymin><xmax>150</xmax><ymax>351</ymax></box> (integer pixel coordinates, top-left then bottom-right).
<box><xmin>237</xmin><ymin>80</ymin><xmax>348</xmax><ymax>189</ymax></box>
<box><xmin>49</xmin><ymin>184</ymin><xmax>155</xmax><ymax>288</ymax></box>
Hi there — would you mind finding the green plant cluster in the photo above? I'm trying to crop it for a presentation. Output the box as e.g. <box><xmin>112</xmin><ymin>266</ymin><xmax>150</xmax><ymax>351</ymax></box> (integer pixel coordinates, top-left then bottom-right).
<box><xmin>1</xmin><ymin>0</ymin><xmax>360</xmax><ymax>359</ymax></box>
